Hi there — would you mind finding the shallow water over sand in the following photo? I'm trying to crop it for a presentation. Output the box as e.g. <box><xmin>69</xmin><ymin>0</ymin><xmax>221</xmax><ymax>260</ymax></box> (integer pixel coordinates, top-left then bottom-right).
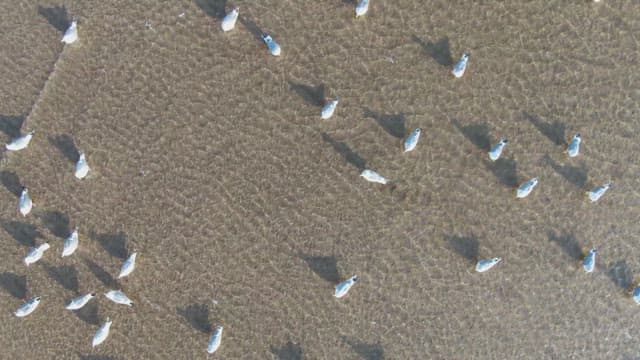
<box><xmin>0</xmin><ymin>0</ymin><xmax>639</xmax><ymax>358</ymax></box>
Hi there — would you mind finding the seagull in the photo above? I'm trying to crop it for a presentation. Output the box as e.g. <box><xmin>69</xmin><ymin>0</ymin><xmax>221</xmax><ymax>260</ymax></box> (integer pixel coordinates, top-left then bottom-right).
<box><xmin>75</xmin><ymin>152</ymin><xmax>90</xmax><ymax>179</ymax></box>
<box><xmin>360</xmin><ymin>169</ymin><xmax>388</xmax><ymax>185</ymax></box>
<box><xmin>517</xmin><ymin>178</ymin><xmax>538</xmax><ymax>198</ymax></box>
<box><xmin>632</xmin><ymin>285</ymin><xmax>640</xmax><ymax>304</ymax></box>
<box><xmin>18</xmin><ymin>187</ymin><xmax>33</xmax><ymax>216</ymax></box>
<box><xmin>66</xmin><ymin>292</ymin><xmax>96</xmax><ymax>310</ymax></box>
<box><xmin>587</xmin><ymin>183</ymin><xmax>611</xmax><ymax>203</ymax></box>
<box><xmin>92</xmin><ymin>318</ymin><xmax>112</xmax><ymax>347</ymax></box>
<box><xmin>488</xmin><ymin>139</ymin><xmax>508</xmax><ymax>161</ymax></box>
<box><xmin>62</xmin><ymin>18</ymin><xmax>78</xmax><ymax>44</ymax></box>
<box><xmin>261</xmin><ymin>33</ymin><xmax>281</xmax><ymax>56</ymax></box>
<box><xmin>335</xmin><ymin>275</ymin><xmax>358</xmax><ymax>298</ymax></box>
<box><xmin>207</xmin><ymin>326</ymin><xmax>223</xmax><ymax>354</ymax></box>
<box><xmin>6</xmin><ymin>130</ymin><xmax>34</xmax><ymax>151</ymax></box>
<box><xmin>25</xmin><ymin>243</ymin><xmax>50</xmax><ymax>266</ymax></box>
<box><xmin>321</xmin><ymin>98</ymin><xmax>339</xmax><ymax>120</ymax></box>
<box><xmin>452</xmin><ymin>52</ymin><xmax>469</xmax><ymax>78</ymax></box>
<box><xmin>221</xmin><ymin>7</ymin><xmax>239</xmax><ymax>32</ymax></box>
<box><xmin>15</xmin><ymin>296</ymin><xmax>41</xmax><ymax>317</ymax></box>
<box><xmin>475</xmin><ymin>257</ymin><xmax>501</xmax><ymax>272</ymax></box>
<box><xmin>62</xmin><ymin>227</ymin><xmax>79</xmax><ymax>257</ymax></box>
<box><xmin>118</xmin><ymin>252</ymin><xmax>137</xmax><ymax>279</ymax></box>
<box><xmin>404</xmin><ymin>128</ymin><xmax>422</xmax><ymax>153</ymax></box>
<box><xmin>583</xmin><ymin>247</ymin><xmax>597</xmax><ymax>273</ymax></box>
<box><xmin>566</xmin><ymin>133</ymin><xmax>581</xmax><ymax>157</ymax></box>
<box><xmin>355</xmin><ymin>0</ymin><xmax>370</xmax><ymax>17</ymax></box>
<box><xmin>105</xmin><ymin>290</ymin><xmax>134</xmax><ymax>306</ymax></box>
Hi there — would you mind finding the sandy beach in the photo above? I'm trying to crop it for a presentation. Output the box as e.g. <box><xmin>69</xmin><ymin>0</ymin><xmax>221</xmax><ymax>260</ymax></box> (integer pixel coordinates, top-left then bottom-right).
<box><xmin>1</xmin><ymin>0</ymin><xmax>640</xmax><ymax>358</ymax></box>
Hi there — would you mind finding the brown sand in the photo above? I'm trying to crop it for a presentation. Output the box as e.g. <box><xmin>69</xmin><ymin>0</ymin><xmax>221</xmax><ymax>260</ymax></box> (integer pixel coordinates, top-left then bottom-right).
<box><xmin>1</xmin><ymin>0</ymin><xmax>640</xmax><ymax>359</ymax></box>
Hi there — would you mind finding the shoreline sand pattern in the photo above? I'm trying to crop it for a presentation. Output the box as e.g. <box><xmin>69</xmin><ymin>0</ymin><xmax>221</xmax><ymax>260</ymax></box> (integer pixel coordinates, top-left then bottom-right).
<box><xmin>1</xmin><ymin>0</ymin><xmax>640</xmax><ymax>358</ymax></box>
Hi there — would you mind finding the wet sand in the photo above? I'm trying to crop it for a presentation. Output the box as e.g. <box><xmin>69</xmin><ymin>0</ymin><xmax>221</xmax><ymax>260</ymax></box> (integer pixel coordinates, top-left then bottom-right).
<box><xmin>1</xmin><ymin>0</ymin><xmax>640</xmax><ymax>359</ymax></box>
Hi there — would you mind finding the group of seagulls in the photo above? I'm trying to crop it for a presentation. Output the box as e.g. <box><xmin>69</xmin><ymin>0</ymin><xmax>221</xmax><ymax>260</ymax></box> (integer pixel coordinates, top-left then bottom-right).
<box><xmin>5</xmin><ymin>17</ymin><xmax>140</xmax><ymax>350</ymax></box>
<box><xmin>3</xmin><ymin>0</ymin><xmax>622</xmax><ymax>356</ymax></box>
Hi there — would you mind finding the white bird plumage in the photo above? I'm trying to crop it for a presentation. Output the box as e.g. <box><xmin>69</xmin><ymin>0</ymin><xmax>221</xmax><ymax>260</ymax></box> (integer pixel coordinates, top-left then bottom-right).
<box><xmin>105</xmin><ymin>290</ymin><xmax>134</xmax><ymax>306</ymax></box>
<box><xmin>475</xmin><ymin>258</ymin><xmax>501</xmax><ymax>272</ymax></box>
<box><xmin>24</xmin><ymin>243</ymin><xmax>50</xmax><ymax>266</ymax></box>
<box><xmin>404</xmin><ymin>128</ymin><xmax>422</xmax><ymax>153</ymax></box>
<box><xmin>583</xmin><ymin>248</ymin><xmax>597</xmax><ymax>273</ymax></box>
<box><xmin>92</xmin><ymin>318</ymin><xmax>112</xmax><ymax>347</ymax></box>
<box><xmin>488</xmin><ymin>139</ymin><xmax>508</xmax><ymax>161</ymax></box>
<box><xmin>335</xmin><ymin>275</ymin><xmax>358</xmax><ymax>298</ymax></box>
<box><xmin>118</xmin><ymin>252</ymin><xmax>137</xmax><ymax>279</ymax></box>
<box><xmin>566</xmin><ymin>133</ymin><xmax>581</xmax><ymax>158</ymax></box>
<box><xmin>360</xmin><ymin>169</ymin><xmax>388</xmax><ymax>185</ymax></box>
<box><xmin>15</xmin><ymin>296</ymin><xmax>41</xmax><ymax>317</ymax></box>
<box><xmin>207</xmin><ymin>326</ymin><xmax>224</xmax><ymax>354</ymax></box>
<box><xmin>355</xmin><ymin>0</ymin><xmax>370</xmax><ymax>17</ymax></box>
<box><xmin>452</xmin><ymin>52</ymin><xmax>469</xmax><ymax>78</ymax></box>
<box><xmin>516</xmin><ymin>178</ymin><xmax>538</xmax><ymax>198</ymax></box>
<box><xmin>66</xmin><ymin>292</ymin><xmax>96</xmax><ymax>310</ymax></box>
<box><xmin>321</xmin><ymin>98</ymin><xmax>339</xmax><ymax>119</ymax></box>
<box><xmin>75</xmin><ymin>152</ymin><xmax>90</xmax><ymax>179</ymax></box>
<box><xmin>261</xmin><ymin>33</ymin><xmax>281</xmax><ymax>56</ymax></box>
<box><xmin>18</xmin><ymin>187</ymin><xmax>33</xmax><ymax>216</ymax></box>
<box><xmin>62</xmin><ymin>19</ymin><xmax>78</xmax><ymax>44</ymax></box>
<box><xmin>6</xmin><ymin>131</ymin><xmax>34</xmax><ymax>151</ymax></box>
<box><xmin>62</xmin><ymin>227</ymin><xmax>79</xmax><ymax>257</ymax></box>
<box><xmin>632</xmin><ymin>286</ymin><xmax>640</xmax><ymax>304</ymax></box>
<box><xmin>221</xmin><ymin>7</ymin><xmax>239</xmax><ymax>32</ymax></box>
<box><xmin>587</xmin><ymin>183</ymin><xmax>611</xmax><ymax>203</ymax></box>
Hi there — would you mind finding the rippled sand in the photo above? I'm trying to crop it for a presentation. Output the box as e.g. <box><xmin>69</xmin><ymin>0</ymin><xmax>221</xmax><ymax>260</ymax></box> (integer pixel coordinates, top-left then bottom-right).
<box><xmin>1</xmin><ymin>0</ymin><xmax>640</xmax><ymax>359</ymax></box>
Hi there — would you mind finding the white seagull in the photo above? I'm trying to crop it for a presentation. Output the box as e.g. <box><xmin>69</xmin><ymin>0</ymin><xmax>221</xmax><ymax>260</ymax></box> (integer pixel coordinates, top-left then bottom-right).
<box><xmin>475</xmin><ymin>257</ymin><xmax>501</xmax><ymax>272</ymax></box>
<box><xmin>452</xmin><ymin>52</ymin><xmax>469</xmax><ymax>78</ymax></box>
<box><xmin>583</xmin><ymin>248</ymin><xmax>597</xmax><ymax>273</ymax></box>
<box><xmin>355</xmin><ymin>0</ymin><xmax>370</xmax><ymax>17</ymax></box>
<box><xmin>566</xmin><ymin>133</ymin><xmax>581</xmax><ymax>158</ymax></box>
<box><xmin>62</xmin><ymin>227</ymin><xmax>79</xmax><ymax>257</ymax></box>
<box><xmin>92</xmin><ymin>318</ymin><xmax>112</xmax><ymax>347</ymax></box>
<box><xmin>6</xmin><ymin>130</ymin><xmax>34</xmax><ymax>151</ymax></box>
<box><xmin>321</xmin><ymin>98</ymin><xmax>339</xmax><ymax>120</ymax></box>
<box><xmin>360</xmin><ymin>169</ymin><xmax>388</xmax><ymax>185</ymax></box>
<box><xmin>516</xmin><ymin>178</ymin><xmax>538</xmax><ymax>198</ymax></box>
<box><xmin>221</xmin><ymin>7</ymin><xmax>239</xmax><ymax>32</ymax></box>
<box><xmin>207</xmin><ymin>326</ymin><xmax>224</xmax><ymax>354</ymax></box>
<box><xmin>118</xmin><ymin>252</ymin><xmax>137</xmax><ymax>279</ymax></box>
<box><xmin>488</xmin><ymin>139</ymin><xmax>508</xmax><ymax>161</ymax></box>
<box><xmin>18</xmin><ymin>187</ymin><xmax>33</xmax><ymax>216</ymax></box>
<box><xmin>15</xmin><ymin>296</ymin><xmax>41</xmax><ymax>317</ymax></box>
<box><xmin>587</xmin><ymin>183</ymin><xmax>611</xmax><ymax>203</ymax></box>
<box><xmin>261</xmin><ymin>33</ymin><xmax>281</xmax><ymax>56</ymax></box>
<box><xmin>75</xmin><ymin>152</ymin><xmax>90</xmax><ymax>179</ymax></box>
<box><xmin>335</xmin><ymin>275</ymin><xmax>358</xmax><ymax>298</ymax></box>
<box><xmin>66</xmin><ymin>292</ymin><xmax>96</xmax><ymax>310</ymax></box>
<box><xmin>24</xmin><ymin>243</ymin><xmax>50</xmax><ymax>266</ymax></box>
<box><xmin>62</xmin><ymin>18</ymin><xmax>78</xmax><ymax>44</ymax></box>
<box><xmin>105</xmin><ymin>290</ymin><xmax>134</xmax><ymax>306</ymax></box>
<box><xmin>404</xmin><ymin>128</ymin><xmax>422</xmax><ymax>153</ymax></box>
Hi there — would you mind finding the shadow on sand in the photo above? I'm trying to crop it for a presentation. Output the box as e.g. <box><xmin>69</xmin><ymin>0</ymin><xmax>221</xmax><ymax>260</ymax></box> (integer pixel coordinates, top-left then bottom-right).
<box><xmin>342</xmin><ymin>336</ymin><xmax>384</xmax><ymax>360</ymax></box>
<box><xmin>444</xmin><ymin>234</ymin><xmax>479</xmax><ymax>261</ymax></box>
<box><xmin>301</xmin><ymin>254</ymin><xmax>340</xmax><ymax>284</ymax></box>
<box><xmin>0</xmin><ymin>272</ymin><xmax>27</xmax><ymax>299</ymax></box>
<box><xmin>194</xmin><ymin>0</ymin><xmax>228</xmax><ymax>19</ymax></box>
<box><xmin>0</xmin><ymin>170</ymin><xmax>23</xmax><ymax>197</ymax></box>
<box><xmin>543</xmin><ymin>156</ymin><xmax>588</xmax><ymax>189</ymax></box>
<box><xmin>91</xmin><ymin>231</ymin><xmax>128</xmax><ymax>259</ymax></box>
<box><xmin>363</xmin><ymin>108</ymin><xmax>406</xmax><ymax>139</ymax></box>
<box><xmin>83</xmin><ymin>257</ymin><xmax>118</xmax><ymax>288</ymax></box>
<box><xmin>38</xmin><ymin>5</ymin><xmax>70</xmax><ymax>33</ymax></box>
<box><xmin>49</xmin><ymin>134</ymin><xmax>80</xmax><ymax>163</ymax></box>
<box><xmin>271</xmin><ymin>341</ymin><xmax>303</xmax><ymax>360</ymax></box>
<box><xmin>522</xmin><ymin>112</ymin><xmax>566</xmax><ymax>146</ymax></box>
<box><xmin>547</xmin><ymin>231</ymin><xmax>583</xmax><ymax>261</ymax></box>
<box><xmin>321</xmin><ymin>133</ymin><xmax>366</xmax><ymax>171</ymax></box>
<box><xmin>44</xmin><ymin>264</ymin><xmax>79</xmax><ymax>293</ymax></box>
<box><xmin>289</xmin><ymin>82</ymin><xmax>326</xmax><ymax>107</ymax></box>
<box><xmin>177</xmin><ymin>303</ymin><xmax>212</xmax><ymax>333</ymax></box>
<box><xmin>39</xmin><ymin>210</ymin><xmax>71</xmax><ymax>239</ymax></box>
<box><xmin>0</xmin><ymin>115</ymin><xmax>25</xmax><ymax>139</ymax></box>
<box><xmin>484</xmin><ymin>158</ymin><xmax>518</xmax><ymax>188</ymax></box>
<box><xmin>452</xmin><ymin>119</ymin><xmax>491</xmax><ymax>151</ymax></box>
<box><xmin>1</xmin><ymin>220</ymin><xmax>42</xmax><ymax>247</ymax></box>
<box><xmin>607</xmin><ymin>260</ymin><xmax>634</xmax><ymax>290</ymax></box>
<box><xmin>411</xmin><ymin>36</ymin><xmax>453</xmax><ymax>66</ymax></box>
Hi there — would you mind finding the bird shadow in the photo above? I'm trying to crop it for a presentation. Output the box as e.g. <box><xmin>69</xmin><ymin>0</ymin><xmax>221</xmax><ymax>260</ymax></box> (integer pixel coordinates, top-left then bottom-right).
<box><xmin>484</xmin><ymin>158</ymin><xmax>518</xmax><ymax>188</ymax></box>
<box><xmin>194</xmin><ymin>0</ymin><xmax>228</xmax><ymax>19</ymax></box>
<box><xmin>73</xmin><ymin>300</ymin><xmax>100</xmax><ymax>325</ymax></box>
<box><xmin>270</xmin><ymin>341</ymin><xmax>303</xmax><ymax>360</ymax></box>
<box><xmin>411</xmin><ymin>35</ymin><xmax>453</xmax><ymax>66</ymax></box>
<box><xmin>300</xmin><ymin>254</ymin><xmax>340</xmax><ymax>284</ymax></box>
<box><xmin>607</xmin><ymin>260</ymin><xmax>634</xmax><ymax>290</ymax></box>
<box><xmin>1</xmin><ymin>220</ymin><xmax>42</xmax><ymax>247</ymax></box>
<box><xmin>83</xmin><ymin>257</ymin><xmax>118</xmax><ymax>288</ymax></box>
<box><xmin>362</xmin><ymin>107</ymin><xmax>406</xmax><ymax>139</ymax></box>
<box><xmin>321</xmin><ymin>133</ymin><xmax>366</xmax><ymax>171</ymax></box>
<box><xmin>543</xmin><ymin>156</ymin><xmax>588</xmax><ymax>189</ymax></box>
<box><xmin>44</xmin><ymin>264</ymin><xmax>79</xmax><ymax>293</ymax></box>
<box><xmin>0</xmin><ymin>272</ymin><xmax>27</xmax><ymax>299</ymax></box>
<box><xmin>289</xmin><ymin>81</ymin><xmax>326</xmax><ymax>107</ymax></box>
<box><xmin>342</xmin><ymin>337</ymin><xmax>384</xmax><ymax>360</ymax></box>
<box><xmin>91</xmin><ymin>231</ymin><xmax>128</xmax><ymax>259</ymax></box>
<box><xmin>452</xmin><ymin>119</ymin><xmax>491</xmax><ymax>151</ymax></box>
<box><xmin>39</xmin><ymin>210</ymin><xmax>70</xmax><ymax>239</ymax></box>
<box><xmin>444</xmin><ymin>234</ymin><xmax>478</xmax><ymax>261</ymax></box>
<box><xmin>37</xmin><ymin>5</ymin><xmax>70</xmax><ymax>33</ymax></box>
<box><xmin>238</xmin><ymin>16</ymin><xmax>266</xmax><ymax>43</ymax></box>
<box><xmin>522</xmin><ymin>112</ymin><xmax>566</xmax><ymax>146</ymax></box>
<box><xmin>547</xmin><ymin>231</ymin><xmax>583</xmax><ymax>261</ymax></box>
<box><xmin>0</xmin><ymin>170</ymin><xmax>23</xmax><ymax>197</ymax></box>
<box><xmin>49</xmin><ymin>134</ymin><xmax>79</xmax><ymax>163</ymax></box>
<box><xmin>0</xmin><ymin>115</ymin><xmax>25</xmax><ymax>139</ymax></box>
<box><xmin>78</xmin><ymin>355</ymin><xmax>116</xmax><ymax>360</ymax></box>
<box><xmin>177</xmin><ymin>303</ymin><xmax>212</xmax><ymax>333</ymax></box>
